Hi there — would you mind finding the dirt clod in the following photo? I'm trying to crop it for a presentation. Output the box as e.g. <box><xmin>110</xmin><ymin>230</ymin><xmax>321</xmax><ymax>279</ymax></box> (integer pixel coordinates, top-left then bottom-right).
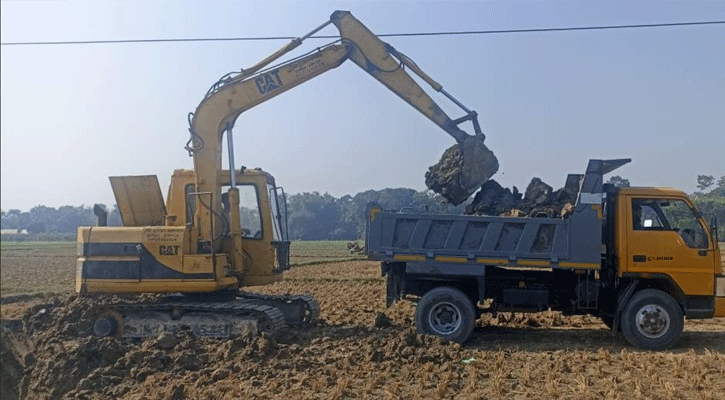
<box><xmin>167</xmin><ymin>384</ymin><xmax>185</xmax><ymax>400</ymax></box>
<box><xmin>467</xmin><ymin>174</ymin><xmax>581</xmax><ymax>217</ymax></box>
<box><xmin>374</xmin><ymin>312</ymin><xmax>391</xmax><ymax>328</ymax></box>
<box><xmin>426</xmin><ymin>135</ymin><xmax>499</xmax><ymax>205</ymax></box>
<box><xmin>154</xmin><ymin>332</ymin><xmax>178</xmax><ymax>350</ymax></box>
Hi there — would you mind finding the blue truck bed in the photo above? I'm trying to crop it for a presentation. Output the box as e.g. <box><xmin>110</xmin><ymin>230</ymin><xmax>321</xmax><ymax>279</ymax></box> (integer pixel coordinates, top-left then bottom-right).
<box><xmin>366</xmin><ymin>159</ymin><xmax>631</xmax><ymax>273</ymax></box>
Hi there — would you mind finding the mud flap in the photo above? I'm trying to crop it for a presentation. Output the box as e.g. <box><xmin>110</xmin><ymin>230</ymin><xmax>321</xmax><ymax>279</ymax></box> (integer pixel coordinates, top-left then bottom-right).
<box><xmin>613</xmin><ymin>280</ymin><xmax>638</xmax><ymax>333</ymax></box>
<box><xmin>383</xmin><ymin>262</ymin><xmax>406</xmax><ymax>307</ymax></box>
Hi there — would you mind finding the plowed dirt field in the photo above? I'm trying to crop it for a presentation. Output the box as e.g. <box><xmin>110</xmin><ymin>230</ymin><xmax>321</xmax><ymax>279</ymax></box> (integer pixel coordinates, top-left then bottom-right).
<box><xmin>2</xmin><ymin>258</ymin><xmax>724</xmax><ymax>400</ymax></box>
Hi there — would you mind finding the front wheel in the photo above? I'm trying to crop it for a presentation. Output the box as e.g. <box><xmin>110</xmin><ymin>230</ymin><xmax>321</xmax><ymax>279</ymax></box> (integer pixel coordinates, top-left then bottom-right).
<box><xmin>415</xmin><ymin>287</ymin><xmax>476</xmax><ymax>343</ymax></box>
<box><xmin>620</xmin><ymin>289</ymin><xmax>683</xmax><ymax>350</ymax></box>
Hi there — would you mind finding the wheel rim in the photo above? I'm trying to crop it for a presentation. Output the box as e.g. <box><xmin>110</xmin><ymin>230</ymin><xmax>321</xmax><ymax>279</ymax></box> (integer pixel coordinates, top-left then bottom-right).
<box><xmin>635</xmin><ymin>304</ymin><xmax>670</xmax><ymax>339</ymax></box>
<box><xmin>428</xmin><ymin>302</ymin><xmax>462</xmax><ymax>335</ymax></box>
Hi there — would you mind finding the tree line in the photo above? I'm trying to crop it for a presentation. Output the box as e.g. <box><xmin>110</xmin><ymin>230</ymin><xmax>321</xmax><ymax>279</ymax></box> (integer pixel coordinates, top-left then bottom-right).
<box><xmin>0</xmin><ymin>188</ymin><xmax>465</xmax><ymax>241</ymax></box>
<box><xmin>2</xmin><ymin>177</ymin><xmax>723</xmax><ymax>241</ymax></box>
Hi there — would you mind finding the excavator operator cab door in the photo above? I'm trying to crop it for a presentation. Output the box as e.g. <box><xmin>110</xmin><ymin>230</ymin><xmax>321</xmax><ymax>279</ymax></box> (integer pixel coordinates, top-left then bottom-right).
<box><xmin>221</xmin><ymin>184</ymin><xmax>264</xmax><ymax>240</ymax></box>
<box><xmin>218</xmin><ymin>171</ymin><xmax>291</xmax><ymax>283</ymax></box>
<box><xmin>268</xmin><ymin>182</ymin><xmax>291</xmax><ymax>271</ymax></box>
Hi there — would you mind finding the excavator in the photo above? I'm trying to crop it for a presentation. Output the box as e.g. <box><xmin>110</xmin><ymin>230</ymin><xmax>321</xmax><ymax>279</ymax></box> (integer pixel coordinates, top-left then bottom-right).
<box><xmin>77</xmin><ymin>10</ymin><xmax>497</xmax><ymax>339</ymax></box>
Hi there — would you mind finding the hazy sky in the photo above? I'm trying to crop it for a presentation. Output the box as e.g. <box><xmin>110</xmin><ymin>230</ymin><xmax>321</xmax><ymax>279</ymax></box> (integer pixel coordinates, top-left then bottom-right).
<box><xmin>2</xmin><ymin>1</ymin><xmax>724</xmax><ymax>211</ymax></box>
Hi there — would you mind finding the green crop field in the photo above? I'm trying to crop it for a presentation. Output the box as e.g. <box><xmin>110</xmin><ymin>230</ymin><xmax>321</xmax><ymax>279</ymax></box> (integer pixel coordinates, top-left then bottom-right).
<box><xmin>0</xmin><ymin>240</ymin><xmax>363</xmax><ymax>296</ymax></box>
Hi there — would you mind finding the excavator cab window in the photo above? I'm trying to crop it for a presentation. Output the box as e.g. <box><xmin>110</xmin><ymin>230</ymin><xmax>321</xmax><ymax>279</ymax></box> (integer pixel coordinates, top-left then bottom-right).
<box><xmin>185</xmin><ymin>184</ymin><xmax>197</xmax><ymax>225</ymax></box>
<box><xmin>222</xmin><ymin>184</ymin><xmax>263</xmax><ymax>240</ymax></box>
<box><xmin>268</xmin><ymin>183</ymin><xmax>289</xmax><ymax>242</ymax></box>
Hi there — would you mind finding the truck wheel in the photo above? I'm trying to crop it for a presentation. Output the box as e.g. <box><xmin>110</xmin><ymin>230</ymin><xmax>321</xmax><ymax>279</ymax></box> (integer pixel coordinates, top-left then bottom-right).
<box><xmin>620</xmin><ymin>289</ymin><xmax>683</xmax><ymax>350</ymax></box>
<box><xmin>415</xmin><ymin>287</ymin><xmax>475</xmax><ymax>343</ymax></box>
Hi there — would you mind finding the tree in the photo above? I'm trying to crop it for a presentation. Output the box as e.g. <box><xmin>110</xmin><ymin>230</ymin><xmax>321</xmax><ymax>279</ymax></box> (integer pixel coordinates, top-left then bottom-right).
<box><xmin>714</xmin><ymin>176</ymin><xmax>725</xmax><ymax>196</ymax></box>
<box><xmin>697</xmin><ymin>175</ymin><xmax>714</xmax><ymax>191</ymax></box>
<box><xmin>606</xmin><ymin>175</ymin><xmax>630</xmax><ymax>188</ymax></box>
<box><xmin>1</xmin><ymin>209</ymin><xmax>22</xmax><ymax>230</ymax></box>
<box><xmin>691</xmin><ymin>175</ymin><xmax>725</xmax><ymax>238</ymax></box>
<box><xmin>26</xmin><ymin>221</ymin><xmax>47</xmax><ymax>234</ymax></box>
<box><xmin>287</xmin><ymin>192</ymin><xmax>347</xmax><ymax>240</ymax></box>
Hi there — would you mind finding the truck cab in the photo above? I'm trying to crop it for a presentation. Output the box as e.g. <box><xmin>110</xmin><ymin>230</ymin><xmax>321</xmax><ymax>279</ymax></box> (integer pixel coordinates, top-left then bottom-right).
<box><xmin>613</xmin><ymin>187</ymin><xmax>723</xmax><ymax>319</ymax></box>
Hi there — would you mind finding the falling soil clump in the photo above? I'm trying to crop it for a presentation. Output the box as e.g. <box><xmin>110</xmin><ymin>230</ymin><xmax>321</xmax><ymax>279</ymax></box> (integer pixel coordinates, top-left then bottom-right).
<box><xmin>426</xmin><ymin>135</ymin><xmax>498</xmax><ymax>205</ymax></box>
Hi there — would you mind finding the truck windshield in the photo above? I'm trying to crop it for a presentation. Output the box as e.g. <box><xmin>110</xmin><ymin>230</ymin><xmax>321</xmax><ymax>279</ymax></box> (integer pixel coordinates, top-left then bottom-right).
<box><xmin>633</xmin><ymin>198</ymin><xmax>708</xmax><ymax>248</ymax></box>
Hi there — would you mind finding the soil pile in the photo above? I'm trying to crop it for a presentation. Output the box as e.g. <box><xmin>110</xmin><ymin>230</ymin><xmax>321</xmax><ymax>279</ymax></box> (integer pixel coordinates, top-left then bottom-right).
<box><xmin>426</xmin><ymin>135</ymin><xmax>498</xmax><ymax>205</ymax></box>
<box><xmin>2</xmin><ymin>260</ymin><xmax>723</xmax><ymax>400</ymax></box>
<box><xmin>466</xmin><ymin>173</ymin><xmax>582</xmax><ymax>217</ymax></box>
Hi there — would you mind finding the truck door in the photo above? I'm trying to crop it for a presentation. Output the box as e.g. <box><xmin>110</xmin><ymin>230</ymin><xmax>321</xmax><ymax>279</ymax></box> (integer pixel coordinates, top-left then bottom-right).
<box><xmin>625</xmin><ymin>197</ymin><xmax>714</xmax><ymax>296</ymax></box>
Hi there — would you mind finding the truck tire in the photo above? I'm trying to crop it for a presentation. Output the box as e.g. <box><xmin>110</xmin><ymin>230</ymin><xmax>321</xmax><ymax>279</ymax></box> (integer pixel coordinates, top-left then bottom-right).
<box><xmin>415</xmin><ymin>287</ymin><xmax>475</xmax><ymax>343</ymax></box>
<box><xmin>620</xmin><ymin>289</ymin><xmax>683</xmax><ymax>350</ymax></box>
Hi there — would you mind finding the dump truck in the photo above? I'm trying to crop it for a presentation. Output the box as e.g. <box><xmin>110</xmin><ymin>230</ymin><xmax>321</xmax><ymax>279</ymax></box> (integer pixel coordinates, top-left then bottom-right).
<box><xmin>368</xmin><ymin>159</ymin><xmax>724</xmax><ymax>349</ymax></box>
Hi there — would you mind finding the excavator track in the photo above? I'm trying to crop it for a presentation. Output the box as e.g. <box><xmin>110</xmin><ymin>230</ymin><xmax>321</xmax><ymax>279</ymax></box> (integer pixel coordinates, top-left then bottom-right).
<box><xmin>235</xmin><ymin>292</ymin><xmax>320</xmax><ymax>326</ymax></box>
<box><xmin>86</xmin><ymin>299</ymin><xmax>286</xmax><ymax>340</ymax></box>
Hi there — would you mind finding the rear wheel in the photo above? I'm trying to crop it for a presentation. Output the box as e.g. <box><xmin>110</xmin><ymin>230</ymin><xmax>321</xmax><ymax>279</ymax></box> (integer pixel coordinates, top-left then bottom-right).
<box><xmin>415</xmin><ymin>287</ymin><xmax>475</xmax><ymax>343</ymax></box>
<box><xmin>620</xmin><ymin>289</ymin><xmax>683</xmax><ymax>350</ymax></box>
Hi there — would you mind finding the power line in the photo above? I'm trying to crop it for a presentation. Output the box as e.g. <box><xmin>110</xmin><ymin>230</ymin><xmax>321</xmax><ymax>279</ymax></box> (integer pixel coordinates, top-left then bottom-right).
<box><xmin>2</xmin><ymin>20</ymin><xmax>723</xmax><ymax>46</ymax></box>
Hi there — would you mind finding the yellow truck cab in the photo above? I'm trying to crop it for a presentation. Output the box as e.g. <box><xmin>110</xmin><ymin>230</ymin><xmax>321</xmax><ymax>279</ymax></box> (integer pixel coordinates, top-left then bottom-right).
<box><xmin>615</xmin><ymin>187</ymin><xmax>723</xmax><ymax>318</ymax></box>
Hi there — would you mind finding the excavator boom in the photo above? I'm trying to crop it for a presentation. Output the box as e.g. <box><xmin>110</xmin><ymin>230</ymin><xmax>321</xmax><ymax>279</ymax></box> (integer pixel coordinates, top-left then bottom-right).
<box><xmin>187</xmin><ymin>10</ymin><xmax>496</xmax><ymax>242</ymax></box>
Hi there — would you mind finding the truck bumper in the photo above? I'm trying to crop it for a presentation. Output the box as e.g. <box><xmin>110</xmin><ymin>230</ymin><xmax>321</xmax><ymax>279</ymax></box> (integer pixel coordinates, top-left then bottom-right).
<box><xmin>716</xmin><ymin>275</ymin><xmax>725</xmax><ymax>317</ymax></box>
<box><xmin>715</xmin><ymin>297</ymin><xmax>725</xmax><ymax>318</ymax></box>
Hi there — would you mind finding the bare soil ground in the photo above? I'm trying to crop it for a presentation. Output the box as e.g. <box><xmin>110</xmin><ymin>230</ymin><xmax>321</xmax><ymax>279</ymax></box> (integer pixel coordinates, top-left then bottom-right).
<box><xmin>2</xmin><ymin>257</ymin><xmax>724</xmax><ymax>400</ymax></box>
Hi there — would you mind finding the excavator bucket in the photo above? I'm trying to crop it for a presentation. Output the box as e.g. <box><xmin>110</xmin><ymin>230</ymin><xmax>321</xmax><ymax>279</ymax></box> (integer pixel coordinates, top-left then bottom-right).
<box><xmin>425</xmin><ymin>135</ymin><xmax>499</xmax><ymax>205</ymax></box>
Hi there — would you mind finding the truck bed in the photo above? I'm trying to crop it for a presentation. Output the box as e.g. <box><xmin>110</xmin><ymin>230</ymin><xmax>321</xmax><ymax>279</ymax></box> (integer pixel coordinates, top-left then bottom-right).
<box><xmin>366</xmin><ymin>159</ymin><xmax>632</xmax><ymax>273</ymax></box>
<box><xmin>366</xmin><ymin>209</ymin><xmax>600</xmax><ymax>270</ymax></box>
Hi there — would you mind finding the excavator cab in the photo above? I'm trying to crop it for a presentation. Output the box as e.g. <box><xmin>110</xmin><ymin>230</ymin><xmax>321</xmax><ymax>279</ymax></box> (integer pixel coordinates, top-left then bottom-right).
<box><xmin>164</xmin><ymin>168</ymin><xmax>291</xmax><ymax>287</ymax></box>
<box><xmin>216</xmin><ymin>169</ymin><xmax>291</xmax><ymax>280</ymax></box>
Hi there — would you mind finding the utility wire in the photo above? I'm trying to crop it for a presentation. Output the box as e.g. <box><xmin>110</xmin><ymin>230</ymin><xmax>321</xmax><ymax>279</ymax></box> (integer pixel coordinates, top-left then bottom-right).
<box><xmin>2</xmin><ymin>20</ymin><xmax>723</xmax><ymax>46</ymax></box>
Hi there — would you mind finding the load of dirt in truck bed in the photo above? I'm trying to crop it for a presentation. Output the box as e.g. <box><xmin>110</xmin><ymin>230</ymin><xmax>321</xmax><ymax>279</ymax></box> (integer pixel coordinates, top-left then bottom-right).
<box><xmin>465</xmin><ymin>173</ymin><xmax>582</xmax><ymax>217</ymax></box>
<box><xmin>425</xmin><ymin>135</ymin><xmax>498</xmax><ymax>205</ymax></box>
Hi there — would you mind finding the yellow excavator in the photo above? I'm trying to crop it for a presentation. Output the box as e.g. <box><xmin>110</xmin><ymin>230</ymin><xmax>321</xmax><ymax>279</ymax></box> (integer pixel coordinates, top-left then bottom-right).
<box><xmin>77</xmin><ymin>10</ymin><xmax>497</xmax><ymax>338</ymax></box>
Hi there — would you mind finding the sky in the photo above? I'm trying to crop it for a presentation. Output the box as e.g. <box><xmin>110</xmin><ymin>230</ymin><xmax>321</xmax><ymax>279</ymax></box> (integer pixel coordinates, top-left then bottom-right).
<box><xmin>2</xmin><ymin>0</ymin><xmax>724</xmax><ymax>211</ymax></box>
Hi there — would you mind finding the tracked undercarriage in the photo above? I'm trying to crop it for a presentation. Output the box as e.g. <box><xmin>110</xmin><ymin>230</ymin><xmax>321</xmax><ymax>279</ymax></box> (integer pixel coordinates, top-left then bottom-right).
<box><xmin>81</xmin><ymin>292</ymin><xmax>319</xmax><ymax>339</ymax></box>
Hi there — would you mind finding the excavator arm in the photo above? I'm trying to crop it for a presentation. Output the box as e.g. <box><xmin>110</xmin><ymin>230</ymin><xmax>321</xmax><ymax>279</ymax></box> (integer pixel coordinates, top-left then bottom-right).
<box><xmin>331</xmin><ymin>10</ymin><xmax>480</xmax><ymax>143</ymax></box>
<box><xmin>187</xmin><ymin>10</ymin><xmax>493</xmax><ymax>243</ymax></box>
